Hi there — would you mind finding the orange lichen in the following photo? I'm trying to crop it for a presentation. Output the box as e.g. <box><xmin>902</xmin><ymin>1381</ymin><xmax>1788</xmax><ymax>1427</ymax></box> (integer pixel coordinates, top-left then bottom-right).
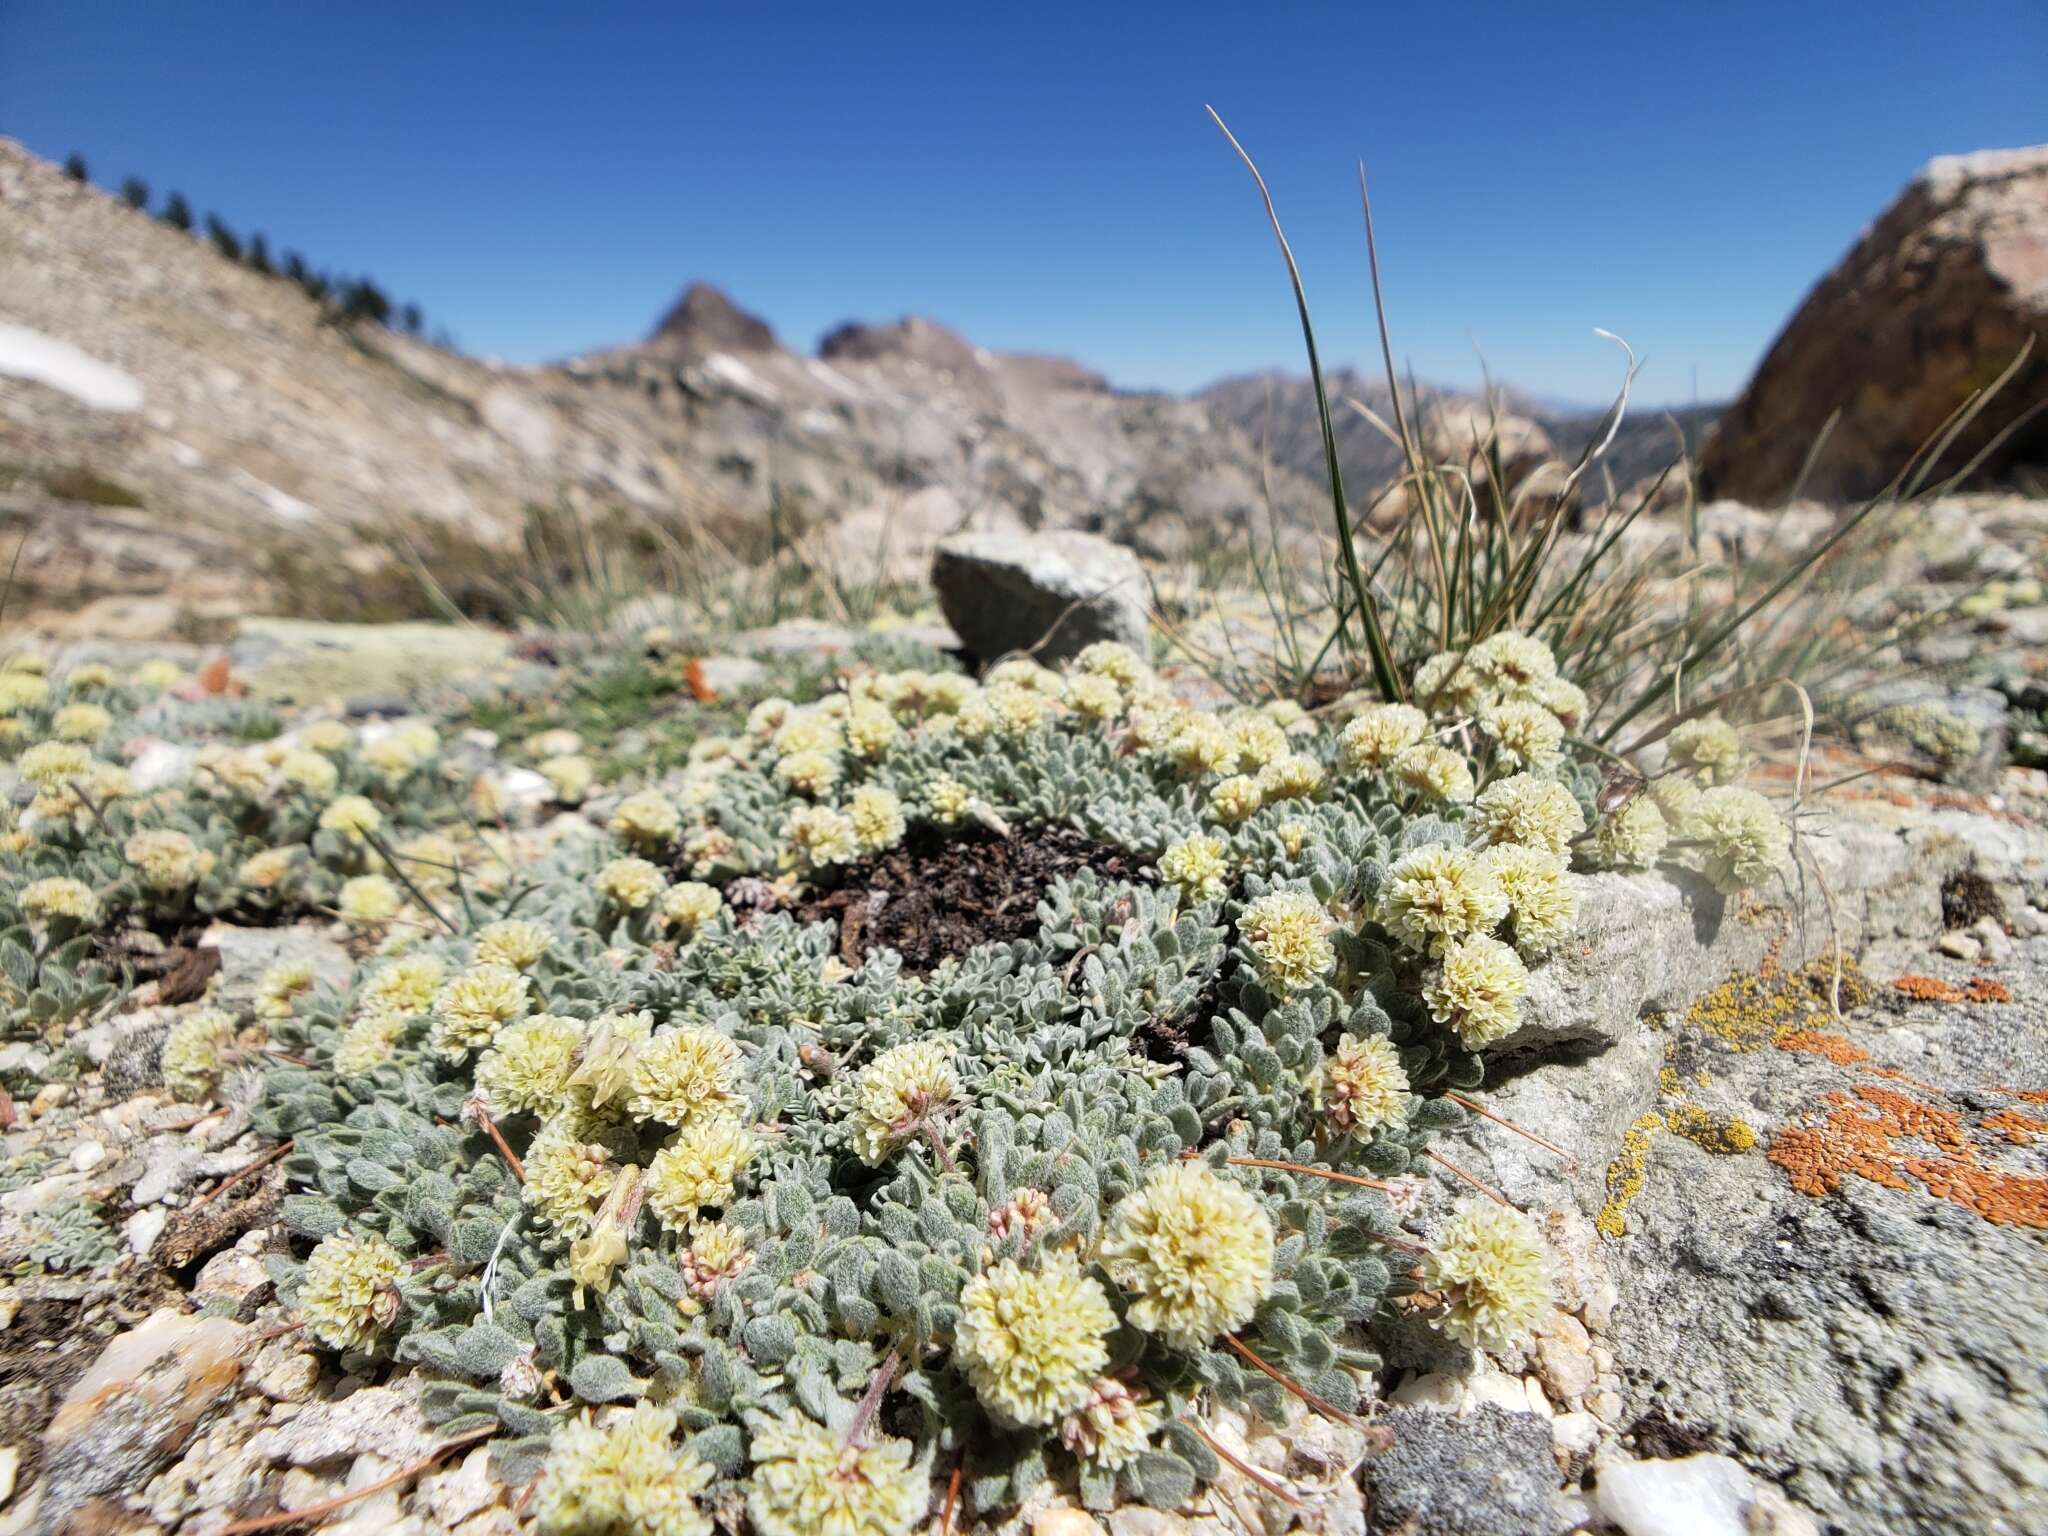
<box><xmin>1964</xmin><ymin>977</ymin><xmax>2012</xmax><ymax>1004</ymax></box>
<box><xmin>1983</xmin><ymin>1109</ymin><xmax>2048</xmax><ymax>1146</ymax></box>
<box><xmin>1768</xmin><ymin>1083</ymin><xmax>2048</xmax><ymax>1228</ymax></box>
<box><xmin>1778</xmin><ymin>1030</ymin><xmax>1870</xmax><ymax>1065</ymax></box>
<box><xmin>1891</xmin><ymin>974</ymin><xmax>1964</xmax><ymax>1003</ymax></box>
<box><xmin>1687</xmin><ymin>952</ymin><xmax>1865</xmax><ymax>1052</ymax></box>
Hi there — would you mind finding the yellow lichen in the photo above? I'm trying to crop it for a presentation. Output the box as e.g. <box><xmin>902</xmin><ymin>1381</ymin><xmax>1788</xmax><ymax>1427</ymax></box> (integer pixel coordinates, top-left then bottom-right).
<box><xmin>1596</xmin><ymin>1113</ymin><xmax>1660</xmax><ymax>1238</ymax></box>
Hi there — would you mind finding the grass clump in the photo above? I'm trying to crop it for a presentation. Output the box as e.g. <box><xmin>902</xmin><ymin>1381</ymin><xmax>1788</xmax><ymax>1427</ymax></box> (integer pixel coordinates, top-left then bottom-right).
<box><xmin>1188</xmin><ymin>110</ymin><xmax>2037</xmax><ymax>825</ymax></box>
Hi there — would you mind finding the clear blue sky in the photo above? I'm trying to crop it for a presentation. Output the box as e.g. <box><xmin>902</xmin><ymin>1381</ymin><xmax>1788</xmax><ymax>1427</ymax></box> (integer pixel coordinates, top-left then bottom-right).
<box><xmin>3</xmin><ymin>2</ymin><xmax>2042</xmax><ymax>405</ymax></box>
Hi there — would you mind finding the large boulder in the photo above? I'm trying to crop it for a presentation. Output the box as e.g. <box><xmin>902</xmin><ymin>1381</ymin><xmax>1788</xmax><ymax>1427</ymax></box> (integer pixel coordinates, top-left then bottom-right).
<box><xmin>1700</xmin><ymin>147</ymin><xmax>2048</xmax><ymax>503</ymax></box>
<box><xmin>931</xmin><ymin>528</ymin><xmax>1148</xmax><ymax>664</ymax></box>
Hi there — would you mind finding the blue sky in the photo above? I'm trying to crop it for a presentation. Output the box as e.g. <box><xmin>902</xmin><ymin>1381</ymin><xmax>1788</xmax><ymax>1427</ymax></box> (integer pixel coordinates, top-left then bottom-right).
<box><xmin>3</xmin><ymin>2</ymin><xmax>2042</xmax><ymax>405</ymax></box>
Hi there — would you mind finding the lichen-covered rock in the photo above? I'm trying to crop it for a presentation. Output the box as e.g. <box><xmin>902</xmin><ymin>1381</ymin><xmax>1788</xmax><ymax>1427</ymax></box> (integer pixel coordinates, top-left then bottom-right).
<box><xmin>1363</xmin><ymin>1404</ymin><xmax>1563</xmax><ymax>1536</ymax></box>
<box><xmin>39</xmin><ymin>1309</ymin><xmax>251</xmax><ymax>1526</ymax></box>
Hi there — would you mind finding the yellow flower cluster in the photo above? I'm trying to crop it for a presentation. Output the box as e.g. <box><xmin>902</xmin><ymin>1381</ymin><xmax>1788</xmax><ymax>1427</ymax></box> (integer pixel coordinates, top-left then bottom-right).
<box><xmin>659</xmin><ymin>880</ymin><xmax>723</xmax><ymax>938</ymax></box>
<box><xmin>1589</xmin><ymin>794</ymin><xmax>1669</xmax><ymax>869</ymax></box>
<box><xmin>255</xmin><ymin>959</ymin><xmax>318</xmax><ymax>1018</ymax></box>
<box><xmin>1100</xmin><ymin>1161</ymin><xmax>1274</xmax><ymax>1351</ymax></box>
<box><xmin>597</xmin><ymin>857</ymin><xmax>668</xmax><ymax>909</ymax></box>
<box><xmin>1422</xmin><ymin>1199</ymin><xmax>1553</xmax><ymax>1349</ymax></box>
<box><xmin>1340</xmin><ymin>702</ymin><xmax>1429</xmax><ymax>771</ymax></box>
<box><xmin>431</xmin><ymin>963</ymin><xmax>532</xmax><ymax>1059</ymax></box>
<box><xmin>848</xmin><ymin>785</ymin><xmax>907</xmax><ymax>852</ymax></box>
<box><xmin>849</xmin><ymin>1038</ymin><xmax>957</xmax><ymax>1165</ymax></box>
<box><xmin>1322</xmin><ymin>1031</ymin><xmax>1410</xmax><ymax>1135</ymax></box>
<box><xmin>124</xmin><ymin>829</ymin><xmax>213</xmax><ymax>889</ymax></box>
<box><xmin>476</xmin><ymin>1014</ymin><xmax>585</xmax><ymax>1114</ymax></box>
<box><xmin>475</xmin><ymin>918</ymin><xmax>552</xmax><ymax>970</ymax></box>
<box><xmin>784</xmin><ymin>805</ymin><xmax>860</xmax><ymax>871</ymax></box>
<box><xmin>1681</xmin><ymin>785</ymin><xmax>1790</xmax><ymax>894</ymax></box>
<box><xmin>646</xmin><ymin>1117</ymin><xmax>755</xmax><ymax>1233</ymax></box>
<box><xmin>20</xmin><ymin>875</ymin><xmax>99</xmax><ymax>924</ymax></box>
<box><xmin>1478</xmin><ymin>843</ymin><xmax>1578</xmax><ymax>955</ymax></box>
<box><xmin>1379</xmin><ymin>844</ymin><xmax>1508</xmax><ymax>955</ymax></box>
<box><xmin>1425</xmin><ymin>933</ymin><xmax>1530</xmax><ymax>1048</ymax></box>
<box><xmin>1471</xmin><ymin>773</ymin><xmax>1585</xmax><ymax>855</ymax></box>
<box><xmin>1158</xmin><ymin>834</ymin><xmax>1230</xmax><ymax>903</ymax></box>
<box><xmin>52</xmin><ymin>702</ymin><xmax>113</xmax><ymax>742</ymax></box>
<box><xmin>319</xmin><ymin>794</ymin><xmax>382</xmax><ymax>840</ymax></box>
<box><xmin>628</xmin><ymin>1026</ymin><xmax>744</xmax><ymax>1127</ymax></box>
<box><xmin>524</xmin><ymin>1119</ymin><xmax>615</xmax><ymax>1238</ymax></box>
<box><xmin>610</xmin><ymin>790</ymin><xmax>682</xmax><ymax>846</ymax></box>
<box><xmin>746</xmin><ymin>1409</ymin><xmax>928</xmax><ymax>1536</ymax></box>
<box><xmin>299</xmin><ymin>1231</ymin><xmax>406</xmax><ymax>1354</ymax></box>
<box><xmin>333</xmin><ymin>876</ymin><xmax>397</xmax><ymax>925</ymax></box>
<box><xmin>1238</xmin><ymin>890</ymin><xmax>1335</xmax><ymax>992</ymax></box>
<box><xmin>955</xmin><ymin>1253</ymin><xmax>1116</xmax><ymax>1426</ymax></box>
<box><xmin>1666</xmin><ymin>714</ymin><xmax>1747</xmax><ymax>785</ymax></box>
<box><xmin>537</xmin><ymin>1402</ymin><xmax>715</xmax><ymax>1536</ymax></box>
<box><xmin>161</xmin><ymin>1008</ymin><xmax>235</xmax><ymax>1099</ymax></box>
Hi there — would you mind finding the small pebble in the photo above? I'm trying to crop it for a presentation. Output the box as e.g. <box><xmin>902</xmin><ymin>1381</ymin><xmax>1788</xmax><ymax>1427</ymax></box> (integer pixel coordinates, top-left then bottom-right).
<box><xmin>29</xmin><ymin>1083</ymin><xmax>70</xmax><ymax>1117</ymax></box>
<box><xmin>69</xmin><ymin>1140</ymin><xmax>108</xmax><ymax>1173</ymax></box>
<box><xmin>1936</xmin><ymin>932</ymin><xmax>1982</xmax><ymax>961</ymax></box>
<box><xmin>125</xmin><ymin>1207</ymin><xmax>168</xmax><ymax>1257</ymax></box>
<box><xmin>1970</xmin><ymin>917</ymin><xmax>2011</xmax><ymax>962</ymax></box>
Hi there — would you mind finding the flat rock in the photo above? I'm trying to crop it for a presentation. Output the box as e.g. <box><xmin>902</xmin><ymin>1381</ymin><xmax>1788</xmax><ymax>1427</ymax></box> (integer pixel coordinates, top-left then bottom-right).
<box><xmin>40</xmin><ymin>1309</ymin><xmax>250</xmax><ymax>1526</ymax></box>
<box><xmin>932</xmin><ymin>528</ymin><xmax>1148</xmax><ymax>664</ymax></box>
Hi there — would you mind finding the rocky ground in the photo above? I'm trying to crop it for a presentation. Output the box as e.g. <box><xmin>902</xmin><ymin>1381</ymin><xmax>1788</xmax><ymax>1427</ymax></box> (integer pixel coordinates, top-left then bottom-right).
<box><xmin>0</xmin><ymin>588</ymin><xmax>2042</xmax><ymax>1535</ymax></box>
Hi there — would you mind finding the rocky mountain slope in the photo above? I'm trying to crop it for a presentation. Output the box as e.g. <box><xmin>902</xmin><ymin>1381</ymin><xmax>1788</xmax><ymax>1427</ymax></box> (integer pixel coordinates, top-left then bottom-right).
<box><xmin>0</xmin><ymin>138</ymin><xmax>1325</xmax><ymax>631</ymax></box>
<box><xmin>1196</xmin><ymin>370</ymin><xmax>1720</xmax><ymax>514</ymax></box>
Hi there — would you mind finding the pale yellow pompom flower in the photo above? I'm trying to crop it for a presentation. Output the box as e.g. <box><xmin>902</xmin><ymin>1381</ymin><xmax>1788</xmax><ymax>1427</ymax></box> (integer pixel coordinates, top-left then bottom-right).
<box><xmin>955</xmin><ymin>1252</ymin><xmax>1116</xmax><ymax>1427</ymax></box>
<box><xmin>596</xmin><ymin>856</ymin><xmax>668</xmax><ymax>909</ymax></box>
<box><xmin>1425</xmin><ymin>932</ymin><xmax>1529</xmax><ymax>1048</ymax></box>
<box><xmin>629</xmin><ymin>1026</ymin><xmax>744</xmax><ymax>1128</ymax></box>
<box><xmin>610</xmin><ymin>789</ymin><xmax>682</xmax><ymax>846</ymax></box>
<box><xmin>1470</xmin><ymin>773</ymin><xmax>1585</xmax><ymax>856</ymax></box>
<box><xmin>850</xmin><ymin>1038</ymin><xmax>957</xmax><ymax>1165</ymax></box>
<box><xmin>849</xmin><ymin>785</ymin><xmax>907</xmax><ymax>853</ymax></box>
<box><xmin>1322</xmin><ymin>1032</ymin><xmax>1410</xmax><ymax>1135</ymax></box>
<box><xmin>1238</xmin><ymin>890</ymin><xmax>1335</xmax><ymax>992</ymax></box>
<box><xmin>1100</xmin><ymin>1161</ymin><xmax>1274</xmax><ymax>1351</ymax></box>
<box><xmin>1158</xmin><ymin>834</ymin><xmax>1230</xmax><ymax>903</ymax></box>
<box><xmin>1423</xmin><ymin>1199</ymin><xmax>1553</xmax><ymax>1349</ymax></box>
<box><xmin>645</xmin><ymin>1117</ymin><xmax>756</xmax><ymax>1233</ymax></box>
<box><xmin>1340</xmin><ymin>703</ymin><xmax>1429</xmax><ymax>772</ymax></box>
<box><xmin>300</xmin><ymin>1232</ymin><xmax>406</xmax><ymax>1354</ymax></box>
<box><xmin>432</xmin><ymin>963</ymin><xmax>532</xmax><ymax>1058</ymax></box>
<box><xmin>537</xmin><ymin>1402</ymin><xmax>715</xmax><ymax>1536</ymax></box>
<box><xmin>475</xmin><ymin>918</ymin><xmax>552</xmax><ymax>970</ymax></box>
<box><xmin>1379</xmin><ymin>843</ymin><xmax>1507</xmax><ymax>955</ymax></box>
<box><xmin>746</xmin><ymin>1409</ymin><xmax>928</xmax><ymax>1536</ymax></box>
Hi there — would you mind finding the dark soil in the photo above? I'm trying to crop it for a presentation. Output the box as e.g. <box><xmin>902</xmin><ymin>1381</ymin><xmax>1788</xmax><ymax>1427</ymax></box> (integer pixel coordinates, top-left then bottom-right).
<box><xmin>793</xmin><ymin>822</ymin><xmax>1145</xmax><ymax>971</ymax></box>
<box><xmin>1941</xmin><ymin>869</ymin><xmax>2006</xmax><ymax>930</ymax></box>
<box><xmin>1625</xmin><ymin>1407</ymin><xmax>1717</xmax><ymax>1460</ymax></box>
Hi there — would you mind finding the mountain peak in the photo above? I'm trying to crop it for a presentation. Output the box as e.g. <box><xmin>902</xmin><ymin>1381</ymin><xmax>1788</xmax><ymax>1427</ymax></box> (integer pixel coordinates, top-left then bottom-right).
<box><xmin>818</xmin><ymin>314</ymin><xmax>978</xmax><ymax>371</ymax></box>
<box><xmin>648</xmin><ymin>282</ymin><xmax>779</xmax><ymax>354</ymax></box>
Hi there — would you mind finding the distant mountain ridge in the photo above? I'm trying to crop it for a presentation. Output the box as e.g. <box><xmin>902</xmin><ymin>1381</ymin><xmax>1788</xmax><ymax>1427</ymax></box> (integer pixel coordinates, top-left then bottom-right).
<box><xmin>0</xmin><ymin>133</ymin><xmax>1727</xmax><ymax>635</ymax></box>
<box><xmin>1196</xmin><ymin>369</ymin><xmax>1721</xmax><ymax>508</ymax></box>
<box><xmin>0</xmin><ymin>137</ymin><xmax>1334</xmax><ymax>629</ymax></box>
